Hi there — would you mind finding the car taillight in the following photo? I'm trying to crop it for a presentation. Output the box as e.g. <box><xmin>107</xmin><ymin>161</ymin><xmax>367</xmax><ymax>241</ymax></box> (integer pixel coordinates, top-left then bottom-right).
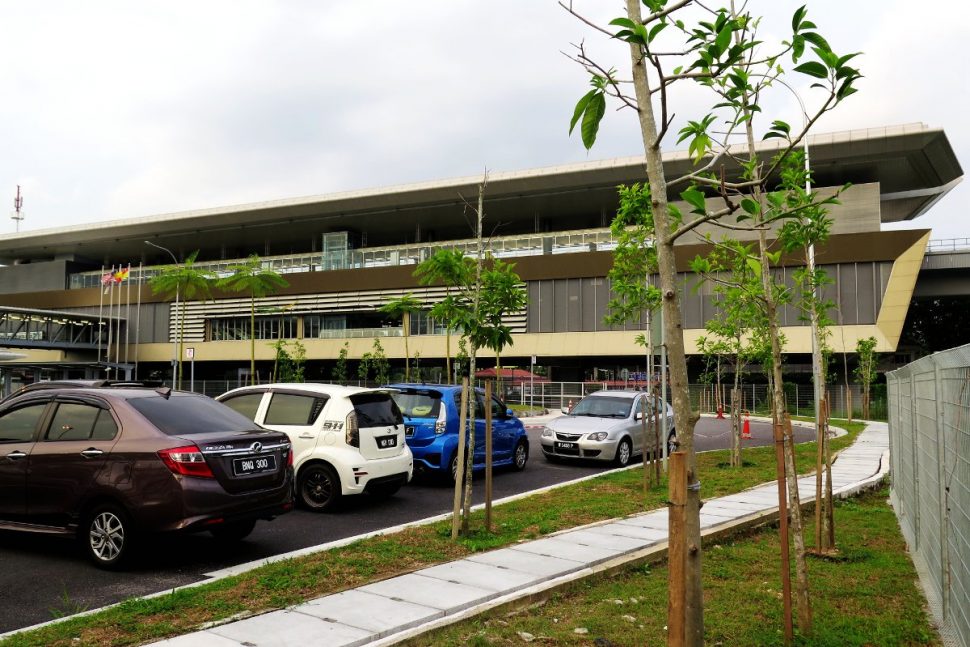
<box><xmin>158</xmin><ymin>445</ymin><xmax>214</xmax><ymax>478</ymax></box>
<box><xmin>287</xmin><ymin>446</ymin><xmax>294</xmax><ymax>467</ymax></box>
<box><xmin>435</xmin><ymin>406</ymin><xmax>447</xmax><ymax>434</ymax></box>
<box><xmin>346</xmin><ymin>411</ymin><xmax>359</xmax><ymax>447</ymax></box>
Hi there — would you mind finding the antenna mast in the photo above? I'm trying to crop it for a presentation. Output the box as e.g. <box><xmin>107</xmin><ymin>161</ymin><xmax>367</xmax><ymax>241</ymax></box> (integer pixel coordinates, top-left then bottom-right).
<box><xmin>11</xmin><ymin>185</ymin><xmax>24</xmax><ymax>232</ymax></box>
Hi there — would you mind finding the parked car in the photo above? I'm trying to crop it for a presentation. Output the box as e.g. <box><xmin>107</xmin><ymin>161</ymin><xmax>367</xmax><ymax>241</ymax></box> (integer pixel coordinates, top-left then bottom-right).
<box><xmin>217</xmin><ymin>384</ymin><xmax>413</xmax><ymax>512</ymax></box>
<box><xmin>0</xmin><ymin>383</ymin><xmax>293</xmax><ymax>569</ymax></box>
<box><xmin>540</xmin><ymin>390</ymin><xmax>676</xmax><ymax>466</ymax></box>
<box><xmin>386</xmin><ymin>383</ymin><xmax>529</xmax><ymax>481</ymax></box>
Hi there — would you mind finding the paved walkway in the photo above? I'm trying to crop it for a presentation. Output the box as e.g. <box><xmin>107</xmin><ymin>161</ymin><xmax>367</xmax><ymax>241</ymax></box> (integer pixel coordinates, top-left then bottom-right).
<box><xmin>155</xmin><ymin>423</ymin><xmax>889</xmax><ymax>647</ymax></box>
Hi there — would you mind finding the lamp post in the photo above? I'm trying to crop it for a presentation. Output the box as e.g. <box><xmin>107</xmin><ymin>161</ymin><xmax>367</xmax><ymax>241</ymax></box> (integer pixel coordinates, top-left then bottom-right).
<box><xmin>144</xmin><ymin>240</ymin><xmax>180</xmax><ymax>389</ymax></box>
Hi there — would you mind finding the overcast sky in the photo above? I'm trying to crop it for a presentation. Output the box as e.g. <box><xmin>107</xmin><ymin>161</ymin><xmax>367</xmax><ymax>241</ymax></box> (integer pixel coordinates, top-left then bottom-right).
<box><xmin>0</xmin><ymin>1</ymin><xmax>966</xmax><ymax>241</ymax></box>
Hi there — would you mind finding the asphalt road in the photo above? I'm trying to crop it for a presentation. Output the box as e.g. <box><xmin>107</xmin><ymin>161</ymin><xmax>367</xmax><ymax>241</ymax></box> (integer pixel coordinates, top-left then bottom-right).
<box><xmin>0</xmin><ymin>416</ymin><xmax>807</xmax><ymax>634</ymax></box>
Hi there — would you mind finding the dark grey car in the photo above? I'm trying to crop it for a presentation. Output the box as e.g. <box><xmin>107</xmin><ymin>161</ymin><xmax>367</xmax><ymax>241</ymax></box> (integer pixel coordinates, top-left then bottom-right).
<box><xmin>0</xmin><ymin>385</ymin><xmax>293</xmax><ymax>568</ymax></box>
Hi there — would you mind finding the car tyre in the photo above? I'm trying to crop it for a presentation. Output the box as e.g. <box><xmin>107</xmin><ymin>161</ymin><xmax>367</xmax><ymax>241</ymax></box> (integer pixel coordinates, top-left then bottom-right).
<box><xmin>83</xmin><ymin>503</ymin><xmax>133</xmax><ymax>570</ymax></box>
<box><xmin>299</xmin><ymin>463</ymin><xmax>342</xmax><ymax>512</ymax></box>
<box><xmin>210</xmin><ymin>519</ymin><xmax>257</xmax><ymax>542</ymax></box>
<box><xmin>512</xmin><ymin>440</ymin><xmax>529</xmax><ymax>471</ymax></box>
<box><xmin>614</xmin><ymin>438</ymin><xmax>633</xmax><ymax>467</ymax></box>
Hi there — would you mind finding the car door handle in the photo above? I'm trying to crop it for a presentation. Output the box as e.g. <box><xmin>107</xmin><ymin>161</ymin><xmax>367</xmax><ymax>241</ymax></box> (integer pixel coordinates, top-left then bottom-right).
<box><xmin>80</xmin><ymin>448</ymin><xmax>104</xmax><ymax>458</ymax></box>
<box><xmin>5</xmin><ymin>450</ymin><xmax>27</xmax><ymax>460</ymax></box>
<box><xmin>298</xmin><ymin>433</ymin><xmax>315</xmax><ymax>439</ymax></box>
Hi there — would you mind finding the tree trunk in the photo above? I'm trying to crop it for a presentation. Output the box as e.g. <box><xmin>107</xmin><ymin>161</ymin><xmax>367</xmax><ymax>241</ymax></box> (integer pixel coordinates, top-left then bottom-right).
<box><xmin>250</xmin><ymin>293</ymin><xmax>256</xmax><ymax>385</ymax></box>
<box><xmin>403</xmin><ymin>314</ymin><xmax>411</xmax><ymax>382</ymax></box>
<box><xmin>624</xmin><ymin>2</ymin><xmax>703</xmax><ymax>642</ymax></box>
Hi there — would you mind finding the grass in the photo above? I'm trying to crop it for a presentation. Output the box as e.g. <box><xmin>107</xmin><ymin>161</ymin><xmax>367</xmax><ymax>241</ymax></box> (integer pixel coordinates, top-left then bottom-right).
<box><xmin>1</xmin><ymin>420</ymin><xmax>883</xmax><ymax>646</ymax></box>
<box><xmin>417</xmin><ymin>485</ymin><xmax>938</xmax><ymax>647</ymax></box>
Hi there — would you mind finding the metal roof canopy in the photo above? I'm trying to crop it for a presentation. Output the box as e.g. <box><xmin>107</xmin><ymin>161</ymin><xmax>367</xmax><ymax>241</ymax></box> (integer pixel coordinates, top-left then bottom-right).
<box><xmin>0</xmin><ymin>124</ymin><xmax>960</xmax><ymax>266</ymax></box>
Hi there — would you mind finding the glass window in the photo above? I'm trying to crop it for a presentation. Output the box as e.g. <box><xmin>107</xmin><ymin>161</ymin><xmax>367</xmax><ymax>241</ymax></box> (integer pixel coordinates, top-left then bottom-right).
<box><xmin>490</xmin><ymin>396</ymin><xmax>508</xmax><ymax>419</ymax></box>
<box><xmin>130</xmin><ymin>393</ymin><xmax>257</xmax><ymax>435</ymax></box>
<box><xmin>391</xmin><ymin>390</ymin><xmax>441</xmax><ymax>419</ymax></box>
<box><xmin>265</xmin><ymin>393</ymin><xmax>327</xmax><ymax>426</ymax></box>
<box><xmin>221</xmin><ymin>393</ymin><xmax>265</xmax><ymax>422</ymax></box>
<box><xmin>0</xmin><ymin>403</ymin><xmax>49</xmax><ymax>443</ymax></box>
<box><xmin>91</xmin><ymin>410</ymin><xmax>119</xmax><ymax>441</ymax></box>
<box><xmin>350</xmin><ymin>393</ymin><xmax>403</xmax><ymax>428</ymax></box>
<box><xmin>46</xmin><ymin>403</ymin><xmax>101</xmax><ymax>441</ymax></box>
<box><xmin>571</xmin><ymin>396</ymin><xmax>633</xmax><ymax>419</ymax></box>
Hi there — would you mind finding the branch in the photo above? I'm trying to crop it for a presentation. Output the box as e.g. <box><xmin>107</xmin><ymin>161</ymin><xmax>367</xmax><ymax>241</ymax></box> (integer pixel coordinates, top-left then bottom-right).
<box><xmin>557</xmin><ymin>1</ymin><xmax>614</xmax><ymax>38</ymax></box>
<box><xmin>671</xmin><ymin>204</ymin><xmax>737</xmax><ymax>242</ymax></box>
<box><xmin>640</xmin><ymin>0</ymin><xmax>694</xmax><ymax>25</ymax></box>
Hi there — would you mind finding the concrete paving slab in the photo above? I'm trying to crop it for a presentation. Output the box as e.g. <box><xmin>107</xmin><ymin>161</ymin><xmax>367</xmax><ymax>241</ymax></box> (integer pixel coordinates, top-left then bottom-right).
<box><xmin>294</xmin><ymin>589</ymin><xmax>443</xmax><ymax>638</ymax></box>
<box><xmin>585</xmin><ymin>522</ymin><xmax>667</xmax><ymax>543</ymax></box>
<box><xmin>560</xmin><ymin>529</ymin><xmax>647</xmax><ymax>552</ymax></box>
<box><xmin>617</xmin><ymin>513</ymin><xmax>668</xmax><ymax>531</ymax></box>
<box><xmin>360</xmin><ymin>573</ymin><xmax>497</xmax><ymax>614</ymax></box>
<box><xmin>702</xmin><ymin>500</ymin><xmax>772</xmax><ymax>513</ymax></box>
<box><xmin>152</xmin><ymin>632</ymin><xmax>245</xmax><ymax>646</ymax></box>
<box><xmin>510</xmin><ymin>536</ymin><xmax>624</xmax><ymax>566</ymax></box>
<box><xmin>209</xmin><ymin>609</ymin><xmax>371</xmax><ymax>647</ymax></box>
<box><xmin>466</xmin><ymin>547</ymin><xmax>585</xmax><ymax>580</ymax></box>
<box><xmin>419</xmin><ymin>559</ymin><xmax>540</xmax><ymax>592</ymax></box>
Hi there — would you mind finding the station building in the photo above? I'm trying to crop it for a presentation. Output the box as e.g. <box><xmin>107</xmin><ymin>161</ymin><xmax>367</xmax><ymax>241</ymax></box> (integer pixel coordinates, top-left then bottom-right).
<box><xmin>0</xmin><ymin>123</ymin><xmax>963</xmax><ymax>390</ymax></box>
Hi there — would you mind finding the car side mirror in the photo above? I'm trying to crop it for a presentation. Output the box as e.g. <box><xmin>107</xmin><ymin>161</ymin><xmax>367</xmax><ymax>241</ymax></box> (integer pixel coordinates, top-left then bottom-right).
<box><xmin>560</xmin><ymin>407</ymin><xmax>570</xmax><ymax>415</ymax></box>
<box><xmin>506</xmin><ymin>408</ymin><xmax>514</xmax><ymax>418</ymax></box>
<box><xmin>635</xmin><ymin>411</ymin><xmax>644</xmax><ymax>420</ymax></box>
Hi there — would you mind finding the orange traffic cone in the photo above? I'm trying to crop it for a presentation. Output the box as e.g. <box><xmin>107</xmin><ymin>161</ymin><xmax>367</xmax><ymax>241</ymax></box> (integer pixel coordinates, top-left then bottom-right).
<box><xmin>716</xmin><ymin>404</ymin><xmax>725</xmax><ymax>419</ymax></box>
<box><xmin>742</xmin><ymin>410</ymin><xmax>752</xmax><ymax>439</ymax></box>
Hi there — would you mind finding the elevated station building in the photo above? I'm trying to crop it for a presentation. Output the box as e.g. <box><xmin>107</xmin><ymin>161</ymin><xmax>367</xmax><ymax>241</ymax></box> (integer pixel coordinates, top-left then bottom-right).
<box><xmin>0</xmin><ymin>123</ymin><xmax>963</xmax><ymax>389</ymax></box>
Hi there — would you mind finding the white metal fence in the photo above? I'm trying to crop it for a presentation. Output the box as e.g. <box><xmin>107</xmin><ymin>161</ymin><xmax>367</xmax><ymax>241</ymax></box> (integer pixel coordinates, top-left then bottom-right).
<box><xmin>887</xmin><ymin>344</ymin><xmax>970</xmax><ymax>647</ymax></box>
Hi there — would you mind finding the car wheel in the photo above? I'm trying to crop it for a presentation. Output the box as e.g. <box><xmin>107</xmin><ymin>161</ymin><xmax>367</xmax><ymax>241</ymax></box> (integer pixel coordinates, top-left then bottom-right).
<box><xmin>667</xmin><ymin>431</ymin><xmax>678</xmax><ymax>456</ymax></box>
<box><xmin>449</xmin><ymin>452</ymin><xmax>461</xmax><ymax>485</ymax></box>
<box><xmin>368</xmin><ymin>482</ymin><xmax>402</xmax><ymax>500</ymax></box>
<box><xmin>614</xmin><ymin>438</ymin><xmax>632</xmax><ymax>467</ymax></box>
<box><xmin>210</xmin><ymin>520</ymin><xmax>256</xmax><ymax>542</ymax></box>
<box><xmin>83</xmin><ymin>503</ymin><xmax>133</xmax><ymax>569</ymax></box>
<box><xmin>299</xmin><ymin>464</ymin><xmax>342</xmax><ymax>512</ymax></box>
<box><xmin>512</xmin><ymin>440</ymin><xmax>528</xmax><ymax>471</ymax></box>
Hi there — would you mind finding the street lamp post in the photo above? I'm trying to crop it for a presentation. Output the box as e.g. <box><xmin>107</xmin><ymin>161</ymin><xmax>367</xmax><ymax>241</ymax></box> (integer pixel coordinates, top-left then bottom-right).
<box><xmin>144</xmin><ymin>240</ymin><xmax>180</xmax><ymax>389</ymax></box>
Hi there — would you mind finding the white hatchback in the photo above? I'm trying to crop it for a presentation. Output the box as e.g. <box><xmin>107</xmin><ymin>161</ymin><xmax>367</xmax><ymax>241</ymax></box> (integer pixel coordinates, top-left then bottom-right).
<box><xmin>217</xmin><ymin>384</ymin><xmax>413</xmax><ymax>511</ymax></box>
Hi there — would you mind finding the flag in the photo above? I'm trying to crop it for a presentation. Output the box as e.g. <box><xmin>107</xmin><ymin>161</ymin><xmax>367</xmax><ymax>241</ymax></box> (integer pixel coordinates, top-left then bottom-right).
<box><xmin>101</xmin><ymin>272</ymin><xmax>114</xmax><ymax>286</ymax></box>
<box><xmin>113</xmin><ymin>267</ymin><xmax>129</xmax><ymax>283</ymax></box>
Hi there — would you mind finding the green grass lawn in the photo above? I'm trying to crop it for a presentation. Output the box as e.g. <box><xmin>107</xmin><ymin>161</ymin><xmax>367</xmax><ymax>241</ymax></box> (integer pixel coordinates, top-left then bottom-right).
<box><xmin>3</xmin><ymin>420</ymin><xmax>919</xmax><ymax>647</ymax></box>
<box><xmin>417</xmin><ymin>485</ymin><xmax>938</xmax><ymax>647</ymax></box>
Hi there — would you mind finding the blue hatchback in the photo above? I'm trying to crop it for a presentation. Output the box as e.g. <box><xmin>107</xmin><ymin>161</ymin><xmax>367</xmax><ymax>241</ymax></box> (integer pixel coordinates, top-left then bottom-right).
<box><xmin>386</xmin><ymin>383</ymin><xmax>529</xmax><ymax>481</ymax></box>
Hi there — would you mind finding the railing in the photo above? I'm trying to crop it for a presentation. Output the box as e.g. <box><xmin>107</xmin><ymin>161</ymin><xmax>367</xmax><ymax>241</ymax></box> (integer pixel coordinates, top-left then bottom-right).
<box><xmin>68</xmin><ymin>227</ymin><xmax>619</xmax><ymax>289</ymax></box>
<box><xmin>887</xmin><ymin>344</ymin><xmax>970</xmax><ymax>647</ymax></box>
<box><xmin>926</xmin><ymin>238</ymin><xmax>970</xmax><ymax>253</ymax></box>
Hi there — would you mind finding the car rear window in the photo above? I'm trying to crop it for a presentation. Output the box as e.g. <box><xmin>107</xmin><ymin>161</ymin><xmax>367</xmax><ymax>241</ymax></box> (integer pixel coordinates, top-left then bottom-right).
<box><xmin>129</xmin><ymin>393</ymin><xmax>258</xmax><ymax>435</ymax></box>
<box><xmin>264</xmin><ymin>392</ymin><xmax>328</xmax><ymax>426</ymax></box>
<box><xmin>350</xmin><ymin>393</ymin><xmax>403</xmax><ymax>427</ymax></box>
<box><xmin>391</xmin><ymin>390</ymin><xmax>442</xmax><ymax>419</ymax></box>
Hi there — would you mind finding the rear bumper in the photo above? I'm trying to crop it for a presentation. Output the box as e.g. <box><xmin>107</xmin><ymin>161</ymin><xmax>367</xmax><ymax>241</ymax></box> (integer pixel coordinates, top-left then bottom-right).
<box><xmin>331</xmin><ymin>451</ymin><xmax>414</xmax><ymax>496</ymax></box>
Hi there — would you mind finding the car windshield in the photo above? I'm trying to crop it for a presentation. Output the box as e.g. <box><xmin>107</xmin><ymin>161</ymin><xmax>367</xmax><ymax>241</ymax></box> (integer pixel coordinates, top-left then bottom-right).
<box><xmin>129</xmin><ymin>393</ymin><xmax>259</xmax><ymax>435</ymax></box>
<box><xmin>390</xmin><ymin>391</ymin><xmax>442</xmax><ymax>419</ymax></box>
<box><xmin>570</xmin><ymin>395</ymin><xmax>633</xmax><ymax>419</ymax></box>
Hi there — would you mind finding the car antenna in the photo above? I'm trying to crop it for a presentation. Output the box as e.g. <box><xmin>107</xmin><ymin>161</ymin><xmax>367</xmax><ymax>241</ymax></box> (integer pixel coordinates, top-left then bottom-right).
<box><xmin>155</xmin><ymin>386</ymin><xmax>172</xmax><ymax>400</ymax></box>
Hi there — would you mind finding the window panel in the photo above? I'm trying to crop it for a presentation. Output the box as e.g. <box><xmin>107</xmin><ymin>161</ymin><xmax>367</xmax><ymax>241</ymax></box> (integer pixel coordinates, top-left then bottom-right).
<box><xmin>221</xmin><ymin>393</ymin><xmax>265</xmax><ymax>422</ymax></box>
<box><xmin>265</xmin><ymin>393</ymin><xmax>326</xmax><ymax>426</ymax></box>
<box><xmin>46</xmin><ymin>403</ymin><xmax>99</xmax><ymax>441</ymax></box>
<box><xmin>0</xmin><ymin>403</ymin><xmax>49</xmax><ymax>442</ymax></box>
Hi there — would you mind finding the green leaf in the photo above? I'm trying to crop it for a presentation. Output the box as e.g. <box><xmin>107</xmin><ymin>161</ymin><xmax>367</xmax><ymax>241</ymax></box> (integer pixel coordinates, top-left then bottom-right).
<box><xmin>569</xmin><ymin>89</ymin><xmax>596</xmax><ymax>135</ymax></box>
<box><xmin>581</xmin><ymin>92</ymin><xmax>606</xmax><ymax>150</ymax></box>
<box><xmin>745</xmin><ymin>257</ymin><xmax>762</xmax><ymax>276</ymax></box>
<box><xmin>802</xmin><ymin>31</ymin><xmax>832</xmax><ymax>52</ymax></box>
<box><xmin>792</xmin><ymin>35</ymin><xmax>805</xmax><ymax>61</ymax></box>
<box><xmin>793</xmin><ymin>61</ymin><xmax>828</xmax><ymax>78</ymax></box>
<box><xmin>741</xmin><ymin>198</ymin><xmax>760</xmax><ymax>215</ymax></box>
<box><xmin>609</xmin><ymin>17</ymin><xmax>638</xmax><ymax>29</ymax></box>
<box><xmin>715</xmin><ymin>22</ymin><xmax>732</xmax><ymax>53</ymax></box>
<box><xmin>648</xmin><ymin>22</ymin><xmax>667</xmax><ymax>42</ymax></box>
<box><xmin>791</xmin><ymin>5</ymin><xmax>806</xmax><ymax>32</ymax></box>
<box><xmin>837</xmin><ymin>52</ymin><xmax>863</xmax><ymax>67</ymax></box>
<box><xmin>681</xmin><ymin>187</ymin><xmax>707</xmax><ymax>213</ymax></box>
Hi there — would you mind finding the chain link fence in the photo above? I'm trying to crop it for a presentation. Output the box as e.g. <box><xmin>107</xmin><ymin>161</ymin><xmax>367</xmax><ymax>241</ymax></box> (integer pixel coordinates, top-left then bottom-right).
<box><xmin>888</xmin><ymin>344</ymin><xmax>970</xmax><ymax>647</ymax></box>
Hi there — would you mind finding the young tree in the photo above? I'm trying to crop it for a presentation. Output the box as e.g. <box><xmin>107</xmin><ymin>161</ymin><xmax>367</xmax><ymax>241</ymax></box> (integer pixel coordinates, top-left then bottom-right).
<box><xmin>470</xmin><ymin>257</ymin><xmax>528</xmax><ymax>397</ymax></box>
<box><xmin>271</xmin><ymin>339</ymin><xmax>306</xmax><ymax>382</ymax></box>
<box><xmin>854</xmin><ymin>336</ymin><xmax>878</xmax><ymax>419</ymax></box>
<box><xmin>379</xmin><ymin>293</ymin><xmax>423</xmax><ymax>381</ymax></box>
<box><xmin>218</xmin><ymin>255</ymin><xmax>289</xmax><ymax>386</ymax></box>
<box><xmin>415</xmin><ymin>249</ymin><xmax>471</xmax><ymax>383</ymax></box>
<box><xmin>563</xmin><ymin>2</ymin><xmax>860</xmax><ymax>640</ymax></box>
<box><xmin>149</xmin><ymin>250</ymin><xmax>214</xmax><ymax>389</ymax></box>
<box><xmin>332</xmin><ymin>341</ymin><xmax>350</xmax><ymax>383</ymax></box>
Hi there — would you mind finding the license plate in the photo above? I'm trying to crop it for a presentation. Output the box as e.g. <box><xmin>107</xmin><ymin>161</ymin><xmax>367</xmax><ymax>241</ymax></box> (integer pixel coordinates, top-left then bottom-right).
<box><xmin>405</xmin><ymin>426</ymin><xmax>415</xmax><ymax>437</ymax></box>
<box><xmin>555</xmin><ymin>441</ymin><xmax>578</xmax><ymax>450</ymax></box>
<box><xmin>377</xmin><ymin>435</ymin><xmax>397</xmax><ymax>448</ymax></box>
<box><xmin>232</xmin><ymin>454</ymin><xmax>277</xmax><ymax>476</ymax></box>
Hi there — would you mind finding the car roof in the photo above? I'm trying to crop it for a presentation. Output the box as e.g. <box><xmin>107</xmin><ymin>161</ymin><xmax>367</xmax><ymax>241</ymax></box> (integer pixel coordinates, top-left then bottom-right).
<box><xmin>386</xmin><ymin>383</ymin><xmax>486</xmax><ymax>394</ymax></box>
<box><xmin>219</xmin><ymin>383</ymin><xmax>397</xmax><ymax>399</ymax></box>
<box><xmin>0</xmin><ymin>384</ymin><xmax>189</xmax><ymax>405</ymax></box>
<box><xmin>586</xmin><ymin>390</ymin><xmax>645</xmax><ymax>400</ymax></box>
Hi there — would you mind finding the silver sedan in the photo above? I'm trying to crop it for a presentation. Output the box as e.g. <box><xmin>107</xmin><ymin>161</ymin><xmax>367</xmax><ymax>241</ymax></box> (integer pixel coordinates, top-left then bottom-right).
<box><xmin>539</xmin><ymin>390</ymin><xmax>676</xmax><ymax>467</ymax></box>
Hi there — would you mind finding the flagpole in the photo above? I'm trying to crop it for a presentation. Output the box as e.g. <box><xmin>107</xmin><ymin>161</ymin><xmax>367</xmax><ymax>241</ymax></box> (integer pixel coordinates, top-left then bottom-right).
<box><xmin>115</xmin><ymin>269</ymin><xmax>122</xmax><ymax>379</ymax></box>
<box><xmin>135</xmin><ymin>262</ymin><xmax>143</xmax><ymax>380</ymax></box>
<box><xmin>106</xmin><ymin>266</ymin><xmax>114</xmax><ymax>378</ymax></box>
<box><xmin>97</xmin><ymin>265</ymin><xmax>105</xmax><ymax>366</ymax></box>
<box><xmin>124</xmin><ymin>263</ymin><xmax>131</xmax><ymax>374</ymax></box>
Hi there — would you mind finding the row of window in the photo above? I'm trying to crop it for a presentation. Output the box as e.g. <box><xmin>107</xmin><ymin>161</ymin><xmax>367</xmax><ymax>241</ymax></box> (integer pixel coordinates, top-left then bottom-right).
<box><xmin>207</xmin><ymin>312</ymin><xmax>448</xmax><ymax>342</ymax></box>
<box><xmin>1</xmin><ymin>401</ymin><xmax>118</xmax><ymax>443</ymax></box>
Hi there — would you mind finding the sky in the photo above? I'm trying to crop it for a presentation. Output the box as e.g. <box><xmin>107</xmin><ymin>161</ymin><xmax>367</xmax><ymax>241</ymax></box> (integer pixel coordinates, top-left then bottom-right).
<box><xmin>0</xmin><ymin>1</ymin><xmax>966</xmax><ymax>241</ymax></box>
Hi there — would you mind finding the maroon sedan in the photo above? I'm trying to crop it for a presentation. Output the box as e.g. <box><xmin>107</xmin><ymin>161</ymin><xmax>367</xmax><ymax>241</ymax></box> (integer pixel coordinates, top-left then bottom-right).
<box><xmin>0</xmin><ymin>384</ymin><xmax>293</xmax><ymax>568</ymax></box>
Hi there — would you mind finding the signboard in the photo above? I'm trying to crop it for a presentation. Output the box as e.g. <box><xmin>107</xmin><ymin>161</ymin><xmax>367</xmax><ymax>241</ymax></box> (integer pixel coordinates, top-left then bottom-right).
<box><xmin>185</xmin><ymin>347</ymin><xmax>195</xmax><ymax>360</ymax></box>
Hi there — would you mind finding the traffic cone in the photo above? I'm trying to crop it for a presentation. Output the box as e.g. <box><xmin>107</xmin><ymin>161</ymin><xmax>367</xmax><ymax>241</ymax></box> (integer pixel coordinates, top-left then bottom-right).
<box><xmin>716</xmin><ymin>404</ymin><xmax>725</xmax><ymax>419</ymax></box>
<box><xmin>742</xmin><ymin>410</ymin><xmax>751</xmax><ymax>439</ymax></box>
<box><xmin>568</xmin><ymin>399</ymin><xmax>574</xmax><ymax>412</ymax></box>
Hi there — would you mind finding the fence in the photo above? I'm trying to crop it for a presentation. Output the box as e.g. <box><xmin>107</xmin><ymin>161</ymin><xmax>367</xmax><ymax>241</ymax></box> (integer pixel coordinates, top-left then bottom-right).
<box><xmin>887</xmin><ymin>344</ymin><xmax>970</xmax><ymax>647</ymax></box>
